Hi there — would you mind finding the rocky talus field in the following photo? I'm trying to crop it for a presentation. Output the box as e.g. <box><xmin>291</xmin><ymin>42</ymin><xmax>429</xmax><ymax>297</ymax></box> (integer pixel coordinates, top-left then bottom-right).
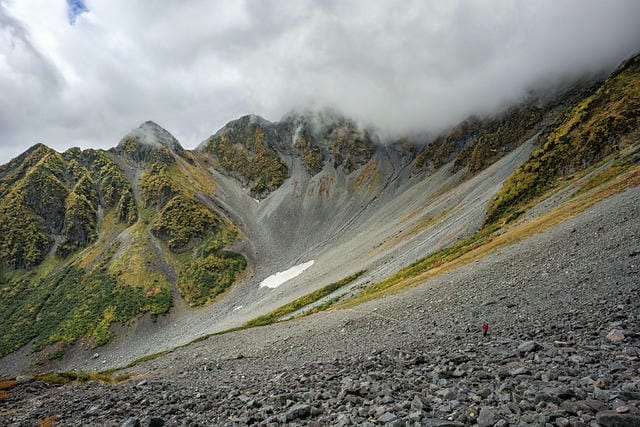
<box><xmin>1</xmin><ymin>187</ymin><xmax>638</xmax><ymax>426</ymax></box>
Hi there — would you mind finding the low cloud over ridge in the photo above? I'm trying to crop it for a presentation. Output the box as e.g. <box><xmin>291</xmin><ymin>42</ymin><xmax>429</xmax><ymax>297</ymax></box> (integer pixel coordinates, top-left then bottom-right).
<box><xmin>0</xmin><ymin>0</ymin><xmax>639</xmax><ymax>162</ymax></box>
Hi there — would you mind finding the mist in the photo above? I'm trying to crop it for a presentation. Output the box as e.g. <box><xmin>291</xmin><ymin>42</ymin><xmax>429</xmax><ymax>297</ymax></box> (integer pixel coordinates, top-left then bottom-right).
<box><xmin>1</xmin><ymin>0</ymin><xmax>639</xmax><ymax>163</ymax></box>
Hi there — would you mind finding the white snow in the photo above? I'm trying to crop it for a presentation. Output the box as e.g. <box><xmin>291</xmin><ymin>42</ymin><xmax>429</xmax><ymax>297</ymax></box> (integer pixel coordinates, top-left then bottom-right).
<box><xmin>259</xmin><ymin>260</ymin><xmax>315</xmax><ymax>289</ymax></box>
<box><xmin>233</xmin><ymin>305</ymin><xmax>243</xmax><ymax>311</ymax></box>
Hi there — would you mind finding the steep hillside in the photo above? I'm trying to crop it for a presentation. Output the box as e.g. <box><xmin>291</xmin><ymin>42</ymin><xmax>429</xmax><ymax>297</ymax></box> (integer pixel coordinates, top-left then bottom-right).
<box><xmin>1</xmin><ymin>54</ymin><xmax>639</xmax><ymax>374</ymax></box>
<box><xmin>0</xmin><ymin>122</ymin><xmax>246</xmax><ymax>359</ymax></box>
<box><xmin>486</xmin><ymin>53</ymin><xmax>640</xmax><ymax>224</ymax></box>
<box><xmin>0</xmin><ymin>144</ymin><xmax>135</xmax><ymax>269</ymax></box>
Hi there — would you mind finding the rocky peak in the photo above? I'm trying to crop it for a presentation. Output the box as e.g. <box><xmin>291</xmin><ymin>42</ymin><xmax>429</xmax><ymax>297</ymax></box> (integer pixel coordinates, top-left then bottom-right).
<box><xmin>113</xmin><ymin>121</ymin><xmax>184</xmax><ymax>165</ymax></box>
<box><xmin>123</xmin><ymin>121</ymin><xmax>184</xmax><ymax>153</ymax></box>
<box><xmin>199</xmin><ymin>115</ymin><xmax>277</xmax><ymax>150</ymax></box>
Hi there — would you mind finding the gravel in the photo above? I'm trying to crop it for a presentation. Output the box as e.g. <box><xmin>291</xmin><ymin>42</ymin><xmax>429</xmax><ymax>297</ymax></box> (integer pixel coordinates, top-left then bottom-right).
<box><xmin>1</xmin><ymin>185</ymin><xmax>639</xmax><ymax>425</ymax></box>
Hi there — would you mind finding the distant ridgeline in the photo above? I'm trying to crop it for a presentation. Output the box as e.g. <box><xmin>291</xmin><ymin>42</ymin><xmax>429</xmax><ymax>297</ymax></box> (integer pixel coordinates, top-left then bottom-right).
<box><xmin>0</xmin><ymin>52</ymin><xmax>638</xmax><ymax>359</ymax></box>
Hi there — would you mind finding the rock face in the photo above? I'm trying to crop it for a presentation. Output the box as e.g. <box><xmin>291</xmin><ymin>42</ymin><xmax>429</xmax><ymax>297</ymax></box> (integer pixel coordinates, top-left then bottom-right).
<box><xmin>1</xmin><ymin>186</ymin><xmax>639</xmax><ymax>426</ymax></box>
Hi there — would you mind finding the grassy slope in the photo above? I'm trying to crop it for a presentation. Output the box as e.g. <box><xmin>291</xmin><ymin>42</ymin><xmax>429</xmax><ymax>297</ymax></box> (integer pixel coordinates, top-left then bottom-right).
<box><xmin>485</xmin><ymin>53</ymin><xmax>640</xmax><ymax>224</ymax></box>
<box><xmin>0</xmin><ymin>144</ymin><xmax>247</xmax><ymax>358</ymax></box>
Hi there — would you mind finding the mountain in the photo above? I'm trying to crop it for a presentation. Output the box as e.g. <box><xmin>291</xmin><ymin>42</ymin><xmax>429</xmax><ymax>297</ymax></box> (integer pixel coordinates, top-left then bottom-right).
<box><xmin>0</xmin><ymin>53</ymin><xmax>638</xmax><ymax>373</ymax></box>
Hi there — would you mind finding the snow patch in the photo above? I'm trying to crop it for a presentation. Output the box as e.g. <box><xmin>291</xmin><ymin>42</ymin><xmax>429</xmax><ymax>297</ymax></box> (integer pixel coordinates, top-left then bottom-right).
<box><xmin>233</xmin><ymin>305</ymin><xmax>243</xmax><ymax>311</ymax></box>
<box><xmin>259</xmin><ymin>260</ymin><xmax>315</xmax><ymax>289</ymax></box>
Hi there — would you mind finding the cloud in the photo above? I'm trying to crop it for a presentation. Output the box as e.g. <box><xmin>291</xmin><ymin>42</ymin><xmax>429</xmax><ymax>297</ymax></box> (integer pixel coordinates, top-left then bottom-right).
<box><xmin>0</xmin><ymin>0</ymin><xmax>639</xmax><ymax>163</ymax></box>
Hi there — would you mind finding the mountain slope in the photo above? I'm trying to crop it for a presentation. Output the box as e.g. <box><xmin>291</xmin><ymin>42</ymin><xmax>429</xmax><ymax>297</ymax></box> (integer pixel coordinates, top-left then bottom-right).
<box><xmin>0</xmin><ymin>54</ymin><xmax>638</xmax><ymax>373</ymax></box>
<box><xmin>486</xmin><ymin>52</ymin><xmax>640</xmax><ymax>224</ymax></box>
<box><xmin>0</xmin><ymin>122</ymin><xmax>247</xmax><ymax>358</ymax></box>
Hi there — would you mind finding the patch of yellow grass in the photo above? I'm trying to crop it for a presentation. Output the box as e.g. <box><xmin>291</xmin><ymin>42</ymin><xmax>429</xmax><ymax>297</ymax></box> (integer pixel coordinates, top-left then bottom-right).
<box><xmin>0</xmin><ymin>378</ymin><xmax>17</xmax><ymax>390</ymax></box>
<box><xmin>171</xmin><ymin>155</ymin><xmax>217</xmax><ymax>196</ymax></box>
<box><xmin>354</xmin><ymin>159</ymin><xmax>378</xmax><ymax>190</ymax></box>
<box><xmin>77</xmin><ymin>210</ymin><xmax>125</xmax><ymax>270</ymax></box>
<box><xmin>37</xmin><ymin>416</ymin><xmax>56</xmax><ymax>427</ymax></box>
<box><xmin>108</xmin><ymin>222</ymin><xmax>169</xmax><ymax>293</ymax></box>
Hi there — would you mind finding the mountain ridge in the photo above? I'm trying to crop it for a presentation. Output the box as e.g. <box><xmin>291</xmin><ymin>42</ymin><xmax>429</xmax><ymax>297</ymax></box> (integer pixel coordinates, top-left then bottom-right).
<box><xmin>0</xmin><ymin>53</ymin><xmax>638</xmax><ymax>372</ymax></box>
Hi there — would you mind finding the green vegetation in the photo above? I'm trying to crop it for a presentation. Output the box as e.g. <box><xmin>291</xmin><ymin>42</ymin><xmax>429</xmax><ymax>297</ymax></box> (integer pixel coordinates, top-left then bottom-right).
<box><xmin>140</xmin><ymin>162</ymin><xmax>179</xmax><ymax>207</ymax></box>
<box><xmin>33</xmin><ymin>370</ymin><xmax>118</xmax><ymax>385</ymax></box>
<box><xmin>204</xmin><ymin>118</ymin><xmax>288</xmax><ymax>197</ymax></box>
<box><xmin>485</xmin><ymin>54</ymin><xmax>640</xmax><ymax>225</ymax></box>
<box><xmin>578</xmin><ymin>150</ymin><xmax>639</xmax><ymax>194</ymax></box>
<box><xmin>242</xmin><ymin>271</ymin><xmax>364</xmax><ymax>328</ymax></box>
<box><xmin>78</xmin><ymin>149</ymin><xmax>138</xmax><ymax>224</ymax></box>
<box><xmin>361</xmin><ymin>227</ymin><xmax>498</xmax><ymax>299</ymax></box>
<box><xmin>0</xmin><ymin>131</ymin><xmax>249</xmax><ymax>359</ymax></box>
<box><xmin>57</xmin><ymin>176</ymin><xmax>99</xmax><ymax>257</ymax></box>
<box><xmin>115</xmin><ymin>136</ymin><xmax>174</xmax><ymax>165</ymax></box>
<box><xmin>0</xmin><ymin>260</ymin><xmax>174</xmax><ymax>356</ymax></box>
<box><xmin>0</xmin><ymin>147</ymin><xmax>65</xmax><ymax>268</ymax></box>
<box><xmin>0</xmin><ymin>146</ymin><xmax>139</xmax><ymax>270</ymax></box>
<box><xmin>325</xmin><ymin>121</ymin><xmax>375</xmax><ymax>172</ymax></box>
<box><xmin>151</xmin><ymin>195</ymin><xmax>219</xmax><ymax>251</ymax></box>
<box><xmin>0</xmin><ymin>196</ymin><xmax>52</xmax><ymax>268</ymax></box>
<box><xmin>414</xmin><ymin>104</ymin><xmax>543</xmax><ymax>175</ymax></box>
<box><xmin>293</xmin><ymin>126</ymin><xmax>324</xmax><ymax>174</ymax></box>
<box><xmin>178</xmin><ymin>231</ymin><xmax>247</xmax><ymax>306</ymax></box>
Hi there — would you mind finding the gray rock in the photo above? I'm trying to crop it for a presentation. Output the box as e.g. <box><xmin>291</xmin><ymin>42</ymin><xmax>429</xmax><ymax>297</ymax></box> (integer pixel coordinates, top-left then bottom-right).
<box><xmin>378</xmin><ymin>412</ymin><xmax>398</xmax><ymax>423</ymax></box>
<box><xmin>509</xmin><ymin>366</ymin><xmax>531</xmax><ymax>376</ymax></box>
<box><xmin>535</xmin><ymin>393</ymin><xmax>561</xmax><ymax>404</ymax></box>
<box><xmin>285</xmin><ymin>403</ymin><xmax>311</xmax><ymax>421</ymax></box>
<box><xmin>620</xmin><ymin>391</ymin><xmax>640</xmax><ymax>401</ymax></box>
<box><xmin>409</xmin><ymin>410</ymin><xmax>423</xmax><ymax>421</ymax></box>
<box><xmin>411</xmin><ymin>395</ymin><xmax>425</xmax><ymax>411</ymax></box>
<box><xmin>594</xmin><ymin>387</ymin><xmax>612</xmax><ymax>401</ymax></box>
<box><xmin>436</xmin><ymin>387</ymin><xmax>458</xmax><ymax>400</ymax></box>
<box><xmin>518</xmin><ymin>341</ymin><xmax>542</xmax><ymax>353</ymax></box>
<box><xmin>609</xmin><ymin>362</ymin><xmax>626</xmax><ymax>373</ymax></box>
<box><xmin>596</xmin><ymin>411</ymin><xmax>640</xmax><ymax>427</ymax></box>
<box><xmin>14</xmin><ymin>375</ymin><xmax>33</xmax><ymax>384</ymax></box>
<box><xmin>555</xmin><ymin>387</ymin><xmax>576</xmax><ymax>400</ymax></box>
<box><xmin>147</xmin><ymin>418</ymin><xmax>164</xmax><ymax>427</ymax></box>
<box><xmin>584</xmin><ymin>399</ymin><xmax>609</xmax><ymax>412</ymax></box>
<box><xmin>477</xmin><ymin>406</ymin><xmax>500</xmax><ymax>427</ymax></box>
<box><xmin>335</xmin><ymin>413</ymin><xmax>351</xmax><ymax>426</ymax></box>
<box><xmin>423</xmin><ymin>421</ymin><xmax>465</xmax><ymax>427</ymax></box>
<box><xmin>121</xmin><ymin>418</ymin><xmax>141</xmax><ymax>427</ymax></box>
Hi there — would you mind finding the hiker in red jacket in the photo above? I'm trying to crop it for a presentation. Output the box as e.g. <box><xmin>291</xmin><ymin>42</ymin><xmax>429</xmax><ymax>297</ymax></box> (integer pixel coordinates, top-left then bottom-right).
<box><xmin>482</xmin><ymin>323</ymin><xmax>489</xmax><ymax>337</ymax></box>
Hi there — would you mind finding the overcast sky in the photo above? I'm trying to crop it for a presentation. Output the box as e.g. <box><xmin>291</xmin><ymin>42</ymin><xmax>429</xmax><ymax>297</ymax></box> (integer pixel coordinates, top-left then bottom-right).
<box><xmin>0</xmin><ymin>1</ymin><xmax>639</xmax><ymax>164</ymax></box>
